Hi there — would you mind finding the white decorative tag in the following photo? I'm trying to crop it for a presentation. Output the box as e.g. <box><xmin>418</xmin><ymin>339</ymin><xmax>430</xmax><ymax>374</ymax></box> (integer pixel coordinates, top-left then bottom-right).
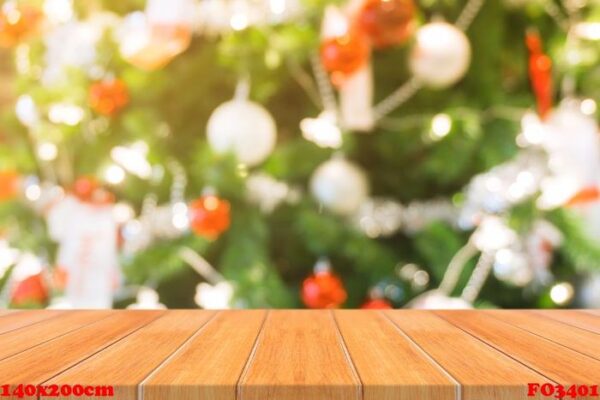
<box><xmin>47</xmin><ymin>195</ymin><xmax>120</xmax><ymax>309</ymax></box>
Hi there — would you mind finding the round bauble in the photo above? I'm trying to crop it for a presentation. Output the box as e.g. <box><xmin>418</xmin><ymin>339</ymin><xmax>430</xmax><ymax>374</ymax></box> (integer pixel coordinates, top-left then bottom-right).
<box><xmin>189</xmin><ymin>195</ymin><xmax>231</xmax><ymax>239</ymax></box>
<box><xmin>301</xmin><ymin>270</ymin><xmax>347</xmax><ymax>309</ymax></box>
<box><xmin>409</xmin><ymin>22</ymin><xmax>471</xmax><ymax>88</ymax></box>
<box><xmin>89</xmin><ymin>79</ymin><xmax>130</xmax><ymax>117</ymax></box>
<box><xmin>361</xmin><ymin>298</ymin><xmax>393</xmax><ymax>309</ymax></box>
<box><xmin>357</xmin><ymin>0</ymin><xmax>416</xmax><ymax>48</ymax></box>
<box><xmin>320</xmin><ymin>31</ymin><xmax>370</xmax><ymax>81</ymax></box>
<box><xmin>0</xmin><ymin>2</ymin><xmax>42</xmax><ymax>48</ymax></box>
<box><xmin>310</xmin><ymin>158</ymin><xmax>369</xmax><ymax>215</ymax></box>
<box><xmin>10</xmin><ymin>273</ymin><xmax>48</xmax><ymax>307</ymax></box>
<box><xmin>0</xmin><ymin>170</ymin><xmax>20</xmax><ymax>201</ymax></box>
<box><xmin>207</xmin><ymin>100</ymin><xmax>277</xmax><ymax>167</ymax></box>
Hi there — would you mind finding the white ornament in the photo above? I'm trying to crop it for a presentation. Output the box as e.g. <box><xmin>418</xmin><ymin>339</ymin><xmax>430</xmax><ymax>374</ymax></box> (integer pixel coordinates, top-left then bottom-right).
<box><xmin>194</xmin><ymin>281</ymin><xmax>234</xmax><ymax>309</ymax></box>
<box><xmin>300</xmin><ymin>111</ymin><xmax>343</xmax><ymax>149</ymax></box>
<box><xmin>408</xmin><ymin>290</ymin><xmax>472</xmax><ymax>309</ymax></box>
<box><xmin>127</xmin><ymin>287</ymin><xmax>167</xmax><ymax>310</ymax></box>
<box><xmin>207</xmin><ymin>100</ymin><xmax>277</xmax><ymax>166</ymax></box>
<box><xmin>409</xmin><ymin>22</ymin><xmax>471</xmax><ymax>88</ymax></box>
<box><xmin>310</xmin><ymin>157</ymin><xmax>369</xmax><ymax>215</ymax></box>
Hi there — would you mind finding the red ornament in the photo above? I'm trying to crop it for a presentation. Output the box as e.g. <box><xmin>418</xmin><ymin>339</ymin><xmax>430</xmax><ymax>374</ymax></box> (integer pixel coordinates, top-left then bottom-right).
<box><xmin>10</xmin><ymin>273</ymin><xmax>49</xmax><ymax>307</ymax></box>
<box><xmin>0</xmin><ymin>3</ymin><xmax>42</xmax><ymax>48</ymax></box>
<box><xmin>189</xmin><ymin>195</ymin><xmax>231</xmax><ymax>239</ymax></box>
<box><xmin>567</xmin><ymin>186</ymin><xmax>600</xmax><ymax>206</ymax></box>
<box><xmin>321</xmin><ymin>31</ymin><xmax>370</xmax><ymax>84</ymax></box>
<box><xmin>357</xmin><ymin>0</ymin><xmax>416</xmax><ymax>49</ymax></box>
<box><xmin>301</xmin><ymin>270</ymin><xmax>347</xmax><ymax>309</ymax></box>
<box><xmin>72</xmin><ymin>176</ymin><xmax>115</xmax><ymax>204</ymax></box>
<box><xmin>89</xmin><ymin>79</ymin><xmax>130</xmax><ymax>117</ymax></box>
<box><xmin>526</xmin><ymin>31</ymin><xmax>553</xmax><ymax>119</ymax></box>
<box><xmin>361</xmin><ymin>298</ymin><xmax>393</xmax><ymax>309</ymax></box>
<box><xmin>0</xmin><ymin>170</ymin><xmax>20</xmax><ymax>201</ymax></box>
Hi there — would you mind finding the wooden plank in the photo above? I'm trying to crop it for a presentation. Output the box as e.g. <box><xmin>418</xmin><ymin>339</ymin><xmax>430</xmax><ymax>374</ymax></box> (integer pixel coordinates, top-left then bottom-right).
<box><xmin>143</xmin><ymin>310</ymin><xmax>265</xmax><ymax>400</ymax></box>
<box><xmin>43</xmin><ymin>310</ymin><xmax>214</xmax><ymax>400</ymax></box>
<box><xmin>335</xmin><ymin>310</ymin><xmax>456</xmax><ymax>400</ymax></box>
<box><xmin>0</xmin><ymin>310</ymin><xmax>65</xmax><ymax>335</ymax></box>
<box><xmin>534</xmin><ymin>310</ymin><xmax>600</xmax><ymax>335</ymax></box>
<box><xmin>0</xmin><ymin>310</ymin><xmax>162</xmax><ymax>400</ymax></box>
<box><xmin>385</xmin><ymin>310</ymin><xmax>551</xmax><ymax>400</ymax></box>
<box><xmin>0</xmin><ymin>310</ymin><xmax>113</xmax><ymax>361</ymax></box>
<box><xmin>239</xmin><ymin>310</ymin><xmax>361</xmax><ymax>400</ymax></box>
<box><xmin>438</xmin><ymin>310</ymin><xmax>600</xmax><ymax>384</ymax></box>
<box><xmin>488</xmin><ymin>310</ymin><xmax>600</xmax><ymax>361</ymax></box>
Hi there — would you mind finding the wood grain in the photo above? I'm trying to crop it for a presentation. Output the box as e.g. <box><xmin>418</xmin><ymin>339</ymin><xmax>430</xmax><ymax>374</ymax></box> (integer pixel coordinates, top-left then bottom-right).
<box><xmin>0</xmin><ymin>310</ymin><xmax>64</xmax><ymax>335</ymax></box>
<box><xmin>143</xmin><ymin>310</ymin><xmax>265</xmax><ymax>400</ymax></box>
<box><xmin>385</xmin><ymin>310</ymin><xmax>551</xmax><ymax>400</ymax></box>
<box><xmin>335</xmin><ymin>310</ymin><xmax>456</xmax><ymax>400</ymax></box>
<box><xmin>438</xmin><ymin>310</ymin><xmax>600</xmax><ymax>384</ymax></box>
<box><xmin>43</xmin><ymin>310</ymin><xmax>214</xmax><ymax>400</ymax></box>
<box><xmin>536</xmin><ymin>310</ymin><xmax>600</xmax><ymax>335</ymax></box>
<box><xmin>0</xmin><ymin>310</ymin><xmax>162</xmax><ymax>400</ymax></box>
<box><xmin>0</xmin><ymin>310</ymin><xmax>112</xmax><ymax>361</ymax></box>
<box><xmin>0</xmin><ymin>310</ymin><xmax>598</xmax><ymax>400</ymax></box>
<box><xmin>239</xmin><ymin>310</ymin><xmax>361</xmax><ymax>400</ymax></box>
<box><xmin>488</xmin><ymin>310</ymin><xmax>600</xmax><ymax>361</ymax></box>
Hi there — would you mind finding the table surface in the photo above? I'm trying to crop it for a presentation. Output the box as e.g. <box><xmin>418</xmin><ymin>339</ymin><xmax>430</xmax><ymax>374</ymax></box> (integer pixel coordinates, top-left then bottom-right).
<box><xmin>0</xmin><ymin>309</ymin><xmax>599</xmax><ymax>400</ymax></box>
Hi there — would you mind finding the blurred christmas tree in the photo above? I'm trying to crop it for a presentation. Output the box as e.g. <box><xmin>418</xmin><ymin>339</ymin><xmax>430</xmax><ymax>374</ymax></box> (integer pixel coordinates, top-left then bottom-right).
<box><xmin>0</xmin><ymin>0</ymin><xmax>599</xmax><ymax>310</ymax></box>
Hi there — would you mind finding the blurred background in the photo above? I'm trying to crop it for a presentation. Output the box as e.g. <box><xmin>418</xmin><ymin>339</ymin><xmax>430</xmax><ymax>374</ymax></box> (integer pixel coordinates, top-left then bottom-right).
<box><xmin>0</xmin><ymin>0</ymin><xmax>599</xmax><ymax>310</ymax></box>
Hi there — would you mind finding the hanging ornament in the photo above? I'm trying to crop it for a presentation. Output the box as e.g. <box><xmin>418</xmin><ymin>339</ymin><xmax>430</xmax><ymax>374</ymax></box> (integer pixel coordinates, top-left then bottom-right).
<box><xmin>526</xmin><ymin>30</ymin><xmax>553</xmax><ymax>119</ymax></box>
<box><xmin>407</xmin><ymin>290</ymin><xmax>472</xmax><ymax>309</ymax></box>
<box><xmin>361</xmin><ymin>298</ymin><xmax>393</xmax><ymax>309</ymax></box>
<box><xmin>127</xmin><ymin>287</ymin><xmax>167</xmax><ymax>310</ymax></box>
<box><xmin>310</xmin><ymin>157</ymin><xmax>369</xmax><ymax>215</ymax></box>
<box><xmin>207</xmin><ymin>99</ymin><xmax>277</xmax><ymax>166</ymax></box>
<box><xmin>194</xmin><ymin>281</ymin><xmax>234</xmax><ymax>309</ymax></box>
<box><xmin>320</xmin><ymin>31</ymin><xmax>370</xmax><ymax>85</ymax></box>
<box><xmin>409</xmin><ymin>22</ymin><xmax>471</xmax><ymax>88</ymax></box>
<box><xmin>8</xmin><ymin>253</ymin><xmax>48</xmax><ymax>308</ymax></box>
<box><xmin>357</xmin><ymin>0</ymin><xmax>416</xmax><ymax>49</ymax></box>
<box><xmin>89</xmin><ymin>79</ymin><xmax>130</xmax><ymax>117</ymax></box>
<box><xmin>118</xmin><ymin>0</ymin><xmax>194</xmax><ymax>71</ymax></box>
<box><xmin>0</xmin><ymin>1</ymin><xmax>43</xmax><ymax>48</ymax></box>
<box><xmin>301</xmin><ymin>259</ymin><xmax>347</xmax><ymax>309</ymax></box>
<box><xmin>0</xmin><ymin>170</ymin><xmax>20</xmax><ymax>201</ymax></box>
<box><xmin>10</xmin><ymin>273</ymin><xmax>48</xmax><ymax>307</ymax></box>
<box><xmin>300</xmin><ymin>111</ymin><xmax>343</xmax><ymax>149</ymax></box>
<box><xmin>189</xmin><ymin>194</ymin><xmax>231</xmax><ymax>239</ymax></box>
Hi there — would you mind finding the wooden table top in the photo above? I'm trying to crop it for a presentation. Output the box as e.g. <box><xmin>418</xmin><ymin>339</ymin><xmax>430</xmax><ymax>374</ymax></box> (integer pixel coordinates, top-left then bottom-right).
<box><xmin>0</xmin><ymin>309</ymin><xmax>599</xmax><ymax>400</ymax></box>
